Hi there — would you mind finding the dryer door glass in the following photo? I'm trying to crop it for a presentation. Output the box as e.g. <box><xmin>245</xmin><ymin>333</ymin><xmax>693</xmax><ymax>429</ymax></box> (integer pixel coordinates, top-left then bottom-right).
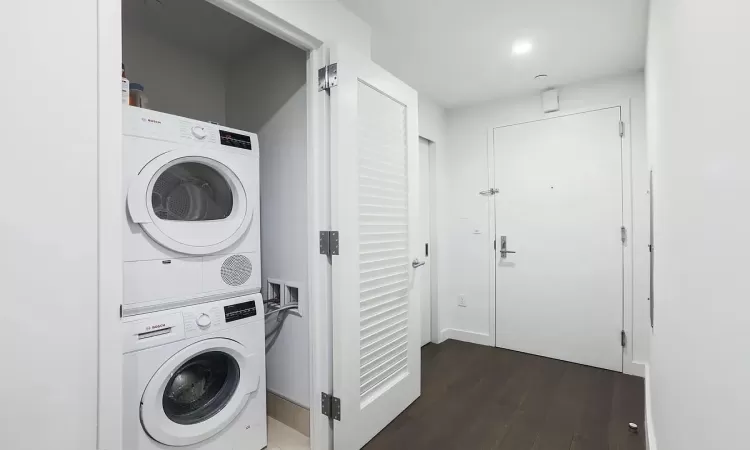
<box><xmin>152</xmin><ymin>162</ymin><xmax>233</xmax><ymax>221</ymax></box>
<box><xmin>162</xmin><ymin>351</ymin><xmax>240</xmax><ymax>425</ymax></box>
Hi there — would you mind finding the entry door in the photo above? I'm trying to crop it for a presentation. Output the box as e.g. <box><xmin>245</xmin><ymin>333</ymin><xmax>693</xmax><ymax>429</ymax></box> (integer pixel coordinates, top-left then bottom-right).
<box><xmin>494</xmin><ymin>107</ymin><xmax>624</xmax><ymax>372</ymax></box>
<box><xmin>419</xmin><ymin>138</ymin><xmax>432</xmax><ymax>346</ymax></box>
<box><xmin>330</xmin><ymin>46</ymin><xmax>421</xmax><ymax>449</ymax></box>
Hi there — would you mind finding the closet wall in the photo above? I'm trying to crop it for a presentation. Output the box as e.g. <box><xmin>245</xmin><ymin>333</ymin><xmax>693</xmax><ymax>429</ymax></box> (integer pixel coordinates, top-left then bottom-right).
<box><xmin>122</xmin><ymin>25</ymin><xmax>228</xmax><ymax>124</ymax></box>
<box><xmin>226</xmin><ymin>37</ymin><xmax>310</xmax><ymax>408</ymax></box>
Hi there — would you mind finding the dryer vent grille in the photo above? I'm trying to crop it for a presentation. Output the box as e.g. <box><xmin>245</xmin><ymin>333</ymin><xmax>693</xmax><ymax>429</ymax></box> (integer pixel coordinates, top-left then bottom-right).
<box><xmin>220</xmin><ymin>255</ymin><xmax>252</xmax><ymax>286</ymax></box>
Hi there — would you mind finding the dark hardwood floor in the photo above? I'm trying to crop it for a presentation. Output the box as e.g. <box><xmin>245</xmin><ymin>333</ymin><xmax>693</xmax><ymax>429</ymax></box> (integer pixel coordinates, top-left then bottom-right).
<box><xmin>364</xmin><ymin>340</ymin><xmax>645</xmax><ymax>450</ymax></box>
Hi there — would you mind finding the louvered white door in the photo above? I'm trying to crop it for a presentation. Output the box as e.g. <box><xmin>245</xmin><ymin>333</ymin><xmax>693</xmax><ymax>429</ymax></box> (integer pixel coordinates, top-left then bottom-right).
<box><xmin>330</xmin><ymin>46</ymin><xmax>421</xmax><ymax>450</ymax></box>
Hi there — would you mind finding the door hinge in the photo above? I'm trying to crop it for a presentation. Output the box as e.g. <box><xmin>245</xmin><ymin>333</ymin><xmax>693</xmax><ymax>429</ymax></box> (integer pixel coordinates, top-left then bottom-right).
<box><xmin>119</xmin><ymin>304</ymin><xmax>123</xmax><ymax>318</ymax></box>
<box><xmin>319</xmin><ymin>231</ymin><xmax>339</xmax><ymax>256</ymax></box>
<box><xmin>619</xmin><ymin>121</ymin><xmax>625</xmax><ymax>137</ymax></box>
<box><xmin>425</xmin><ymin>243</ymin><xmax>429</xmax><ymax>257</ymax></box>
<box><xmin>621</xmin><ymin>330</ymin><xmax>627</xmax><ymax>348</ymax></box>
<box><xmin>321</xmin><ymin>392</ymin><xmax>341</xmax><ymax>421</ymax></box>
<box><xmin>620</xmin><ymin>226</ymin><xmax>627</xmax><ymax>245</ymax></box>
<box><xmin>318</xmin><ymin>63</ymin><xmax>338</xmax><ymax>91</ymax></box>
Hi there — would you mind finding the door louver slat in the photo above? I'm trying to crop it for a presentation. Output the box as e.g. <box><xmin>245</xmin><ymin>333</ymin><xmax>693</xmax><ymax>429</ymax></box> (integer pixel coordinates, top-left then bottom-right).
<box><xmin>357</xmin><ymin>82</ymin><xmax>410</xmax><ymax>407</ymax></box>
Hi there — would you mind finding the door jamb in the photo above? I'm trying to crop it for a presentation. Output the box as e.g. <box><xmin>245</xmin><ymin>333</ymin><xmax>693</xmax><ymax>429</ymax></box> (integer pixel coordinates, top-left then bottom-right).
<box><xmin>419</xmin><ymin>136</ymin><xmax>441</xmax><ymax>345</ymax></box>
<box><xmin>428</xmin><ymin>139</ymin><xmax>441</xmax><ymax>344</ymax></box>
<box><xmin>489</xmin><ymin>101</ymin><xmax>639</xmax><ymax>376</ymax></box>
<box><xmin>97</xmin><ymin>1</ymin><xmax>332</xmax><ymax>449</ymax></box>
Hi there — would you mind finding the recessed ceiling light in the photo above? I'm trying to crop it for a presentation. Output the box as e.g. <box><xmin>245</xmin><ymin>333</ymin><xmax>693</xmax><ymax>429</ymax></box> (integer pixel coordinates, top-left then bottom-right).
<box><xmin>512</xmin><ymin>40</ymin><xmax>533</xmax><ymax>56</ymax></box>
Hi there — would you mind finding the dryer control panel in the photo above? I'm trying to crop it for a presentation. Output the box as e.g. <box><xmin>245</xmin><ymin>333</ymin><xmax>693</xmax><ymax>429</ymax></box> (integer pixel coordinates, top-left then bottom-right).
<box><xmin>122</xmin><ymin>105</ymin><xmax>258</xmax><ymax>153</ymax></box>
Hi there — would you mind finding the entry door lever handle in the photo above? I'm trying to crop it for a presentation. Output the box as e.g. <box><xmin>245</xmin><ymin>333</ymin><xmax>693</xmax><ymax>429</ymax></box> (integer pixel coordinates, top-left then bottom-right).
<box><xmin>499</xmin><ymin>236</ymin><xmax>517</xmax><ymax>259</ymax></box>
<box><xmin>412</xmin><ymin>258</ymin><xmax>426</xmax><ymax>268</ymax></box>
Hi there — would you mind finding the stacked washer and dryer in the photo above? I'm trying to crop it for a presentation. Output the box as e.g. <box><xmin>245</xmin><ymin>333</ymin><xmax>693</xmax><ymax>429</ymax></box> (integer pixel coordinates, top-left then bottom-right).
<box><xmin>121</xmin><ymin>106</ymin><xmax>267</xmax><ymax>450</ymax></box>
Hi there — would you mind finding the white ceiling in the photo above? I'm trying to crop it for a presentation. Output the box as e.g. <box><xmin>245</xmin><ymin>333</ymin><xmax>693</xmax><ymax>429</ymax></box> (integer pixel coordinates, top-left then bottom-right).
<box><xmin>340</xmin><ymin>0</ymin><xmax>649</xmax><ymax>107</ymax></box>
<box><xmin>122</xmin><ymin>0</ymin><xmax>271</xmax><ymax>63</ymax></box>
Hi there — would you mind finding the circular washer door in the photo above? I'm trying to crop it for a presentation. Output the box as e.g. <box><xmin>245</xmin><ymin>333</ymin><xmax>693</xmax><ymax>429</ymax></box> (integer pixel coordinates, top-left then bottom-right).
<box><xmin>140</xmin><ymin>338</ymin><xmax>260</xmax><ymax>447</ymax></box>
<box><xmin>128</xmin><ymin>150</ymin><xmax>255</xmax><ymax>255</ymax></box>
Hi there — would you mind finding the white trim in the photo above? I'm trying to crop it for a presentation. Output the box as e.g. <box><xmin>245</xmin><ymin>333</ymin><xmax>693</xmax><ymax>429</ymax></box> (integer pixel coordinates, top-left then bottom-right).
<box><xmin>440</xmin><ymin>329</ymin><xmax>494</xmax><ymax>347</ymax></box>
<box><xmin>206</xmin><ymin>0</ymin><xmax>322</xmax><ymax>51</ymax></box>
<box><xmin>267</xmin><ymin>387</ymin><xmax>310</xmax><ymax>410</ymax></box>
<box><xmin>624</xmin><ymin>360</ymin><xmax>646</xmax><ymax>378</ymax></box>
<box><xmin>428</xmin><ymin>139</ymin><xmax>441</xmax><ymax>344</ymax></box>
<box><xmin>620</xmin><ymin>101</ymin><xmax>637</xmax><ymax>376</ymax></box>
<box><xmin>97</xmin><ymin>0</ymin><xmax>123</xmax><ymax>449</ymax></box>
<box><xmin>644</xmin><ymin>363</ymin><xmax>658</xmax><ymax>450</ymax></box>
<box><xmin>490</xmin><ymin>103</ymin><xmax>627</xmax><ymax>129</ymax></box>
<box><xmin>419</xmin><ymin>136</ymin><xmax>441</xmax><ymax>345</ymax></box>
<box><xmin>306</xmin><ymin>46</ymin><xmax>333</xmax><ymax>450</ymax></box>
<box><xmin>487</xmin><ymin>128</ymin><xmax>497</xmax><ymax>347</ymax></box>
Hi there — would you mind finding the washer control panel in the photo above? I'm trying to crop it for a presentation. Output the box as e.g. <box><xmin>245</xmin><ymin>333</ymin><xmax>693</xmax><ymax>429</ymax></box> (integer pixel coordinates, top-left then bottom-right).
<box><xmin>122</xmin><ymin>294</ymin><xmax>263</xmax><ymax>352</ymax></box>
<box><xmin>224</xmin><ymin>300</ymin><xmax>257</xmax><ymax>323</ymax></box>
<box><xmin>183</xmin><ymin>304</ymin><xmax>225</xmax><ymax>337</ymax></box>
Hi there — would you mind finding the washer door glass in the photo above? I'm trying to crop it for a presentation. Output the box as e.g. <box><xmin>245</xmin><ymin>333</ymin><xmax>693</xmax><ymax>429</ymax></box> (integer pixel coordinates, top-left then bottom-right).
<box><xmin>152</xmin><ymin>162</ymin><xmax>233</xmax><ymax>221</ymax></box>
<box><xmin>162</xmin><ymin>351</ymin><xmax>240</xmax><ymax>425</ymax></box>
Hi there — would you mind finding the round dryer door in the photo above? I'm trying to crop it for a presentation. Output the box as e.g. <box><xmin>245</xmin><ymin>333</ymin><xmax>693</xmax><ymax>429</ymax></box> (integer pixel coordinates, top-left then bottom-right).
<box><xmin>140</xmin><ymin>338</ymin><xmax>260</xmax><ymax>447</ymax></box>
<box><xmin>128</xmin><ymin>150</ymin><xmax>255</xmax><ymax>255</ymax></box>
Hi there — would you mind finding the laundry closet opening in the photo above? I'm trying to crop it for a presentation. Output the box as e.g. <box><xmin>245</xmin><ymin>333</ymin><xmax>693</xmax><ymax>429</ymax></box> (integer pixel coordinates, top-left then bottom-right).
<box><xmin>121</xmin><ymin>0</ymin><xmax>311</xmax><ymax>447</ymax></box>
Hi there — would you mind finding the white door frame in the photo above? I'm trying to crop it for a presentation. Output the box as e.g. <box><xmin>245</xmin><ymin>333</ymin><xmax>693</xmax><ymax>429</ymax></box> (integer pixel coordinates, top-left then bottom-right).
<box><xmin>419</xmin><ymin>136</ymin><xmax>441</xmax><ymax>344</ymax></box>
<box><xmin>488</xmin><ymin>100</ymin><xmax>639</xmax><ymax>376</ymax></box>
<box><xmin>97</xmin><ymin>1</ymin><xmax>333</xmax><ymax>449</ymax></box>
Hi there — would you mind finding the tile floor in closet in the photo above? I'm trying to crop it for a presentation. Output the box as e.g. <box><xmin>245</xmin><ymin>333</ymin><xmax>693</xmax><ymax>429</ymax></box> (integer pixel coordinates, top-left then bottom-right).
<box><xmin>267</xmin><ymin>417</ymin><xmax>310</xmax><ymax>450</ymax></box>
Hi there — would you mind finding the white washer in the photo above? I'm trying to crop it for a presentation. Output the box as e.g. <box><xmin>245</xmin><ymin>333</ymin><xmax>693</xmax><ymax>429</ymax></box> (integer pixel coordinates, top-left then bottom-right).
<box><xmin>123</xmin><ymin>106</ymin><xmax>261</xmax><ymax>316</ymax></box>
<box><xmin>123</xmin><ymin>294</ymin><xmax>267</xmax><ymax>450</ymax></box>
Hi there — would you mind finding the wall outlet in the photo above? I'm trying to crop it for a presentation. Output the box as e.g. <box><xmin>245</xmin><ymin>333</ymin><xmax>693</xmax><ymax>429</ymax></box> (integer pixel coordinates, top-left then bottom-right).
<box><xmin>458</xmin><ymin>295</ymin><xmax>467</xmax><ymax>307</ymax></box>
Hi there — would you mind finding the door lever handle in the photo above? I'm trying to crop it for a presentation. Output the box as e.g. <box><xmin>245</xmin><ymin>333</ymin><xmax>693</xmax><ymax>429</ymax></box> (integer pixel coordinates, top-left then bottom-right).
<box><xmin>412</xmin><ymin>258</ymin><xmax>426</xmax><ymax>268</ymax></box>
<box><xmin>499</xmin><ymin>236</ymin><xmax>517</xmax><ymax>259</ymax></box>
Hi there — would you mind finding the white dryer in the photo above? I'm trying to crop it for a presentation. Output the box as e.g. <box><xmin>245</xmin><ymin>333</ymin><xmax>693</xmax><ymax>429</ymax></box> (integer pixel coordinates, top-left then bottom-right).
<box><xmin>123</xmin><ymin>107</ymin><xmax>261</xmax><ymax>316</ymax></box>
<box><xmin>122</xmin><ymin>294</ymin><xmax>267</xmax><ymax>450</ymax></box>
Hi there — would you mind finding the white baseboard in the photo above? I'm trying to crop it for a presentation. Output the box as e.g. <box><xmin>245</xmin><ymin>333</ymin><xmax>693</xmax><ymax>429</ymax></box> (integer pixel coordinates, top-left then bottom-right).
<box><xmin>644</xmin><ymin>363</ymin><xmax>657</xmax><ymax>450</ymax></box>
<box><xmin>439</xmin><ymin>328</ymin><xmax>494</xmax><ymax>346</ymax></box>
<box><xmin>267</xmin><ymin>390</ymin><xmax>310</xmax><ymax>437</ymax></box>
<box><xmin>624</xmin><ymin>360</ymin><xmax>646</xmax><ymax>378</ymax></box>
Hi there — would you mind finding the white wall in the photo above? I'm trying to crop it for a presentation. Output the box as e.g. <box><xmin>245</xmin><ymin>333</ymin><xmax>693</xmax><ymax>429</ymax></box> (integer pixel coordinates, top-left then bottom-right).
<box><xmin>226</xmin><ymin>35</ymin><xmax>308</xmax><ymax>131</ymax></box>
<box><xmin>0</xmin><ymin>1</ymin><xmax>99</xmax><ymax>449</ymax></box>
<box><xmin>258</xmin><ymin>87</ymin><xmax>310</xmax><ymax>407</ymax></box>
<box><xmin>646</xmin><ymin>1</ymin><xmax>750</xmax><ymax>448</ymax></box>
<box><xmin>438</xmin><ymin>73</ymin><xmax>651</xmax><ymax>367</ymax></box>
<box><xmin>226</xmin><ymin>39</ymin><xmax>310</xmax><ymax>408</ymax></box>
<box><xmin>122</xmin><ymin>25</ymin><xmax>228</xmax><ymax>124</ymax></box>
<box><xmin>418</xmin><ymin>95</ymin><xmax>447</xmax><ymax>145</ymax></box>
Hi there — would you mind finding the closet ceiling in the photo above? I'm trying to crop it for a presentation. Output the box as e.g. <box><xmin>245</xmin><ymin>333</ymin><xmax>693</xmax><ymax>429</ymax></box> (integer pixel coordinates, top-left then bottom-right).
<box><xmin>122</xmin><ymin>0</ymin><xmax>270</xmax><ymax>63</ymax></box>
